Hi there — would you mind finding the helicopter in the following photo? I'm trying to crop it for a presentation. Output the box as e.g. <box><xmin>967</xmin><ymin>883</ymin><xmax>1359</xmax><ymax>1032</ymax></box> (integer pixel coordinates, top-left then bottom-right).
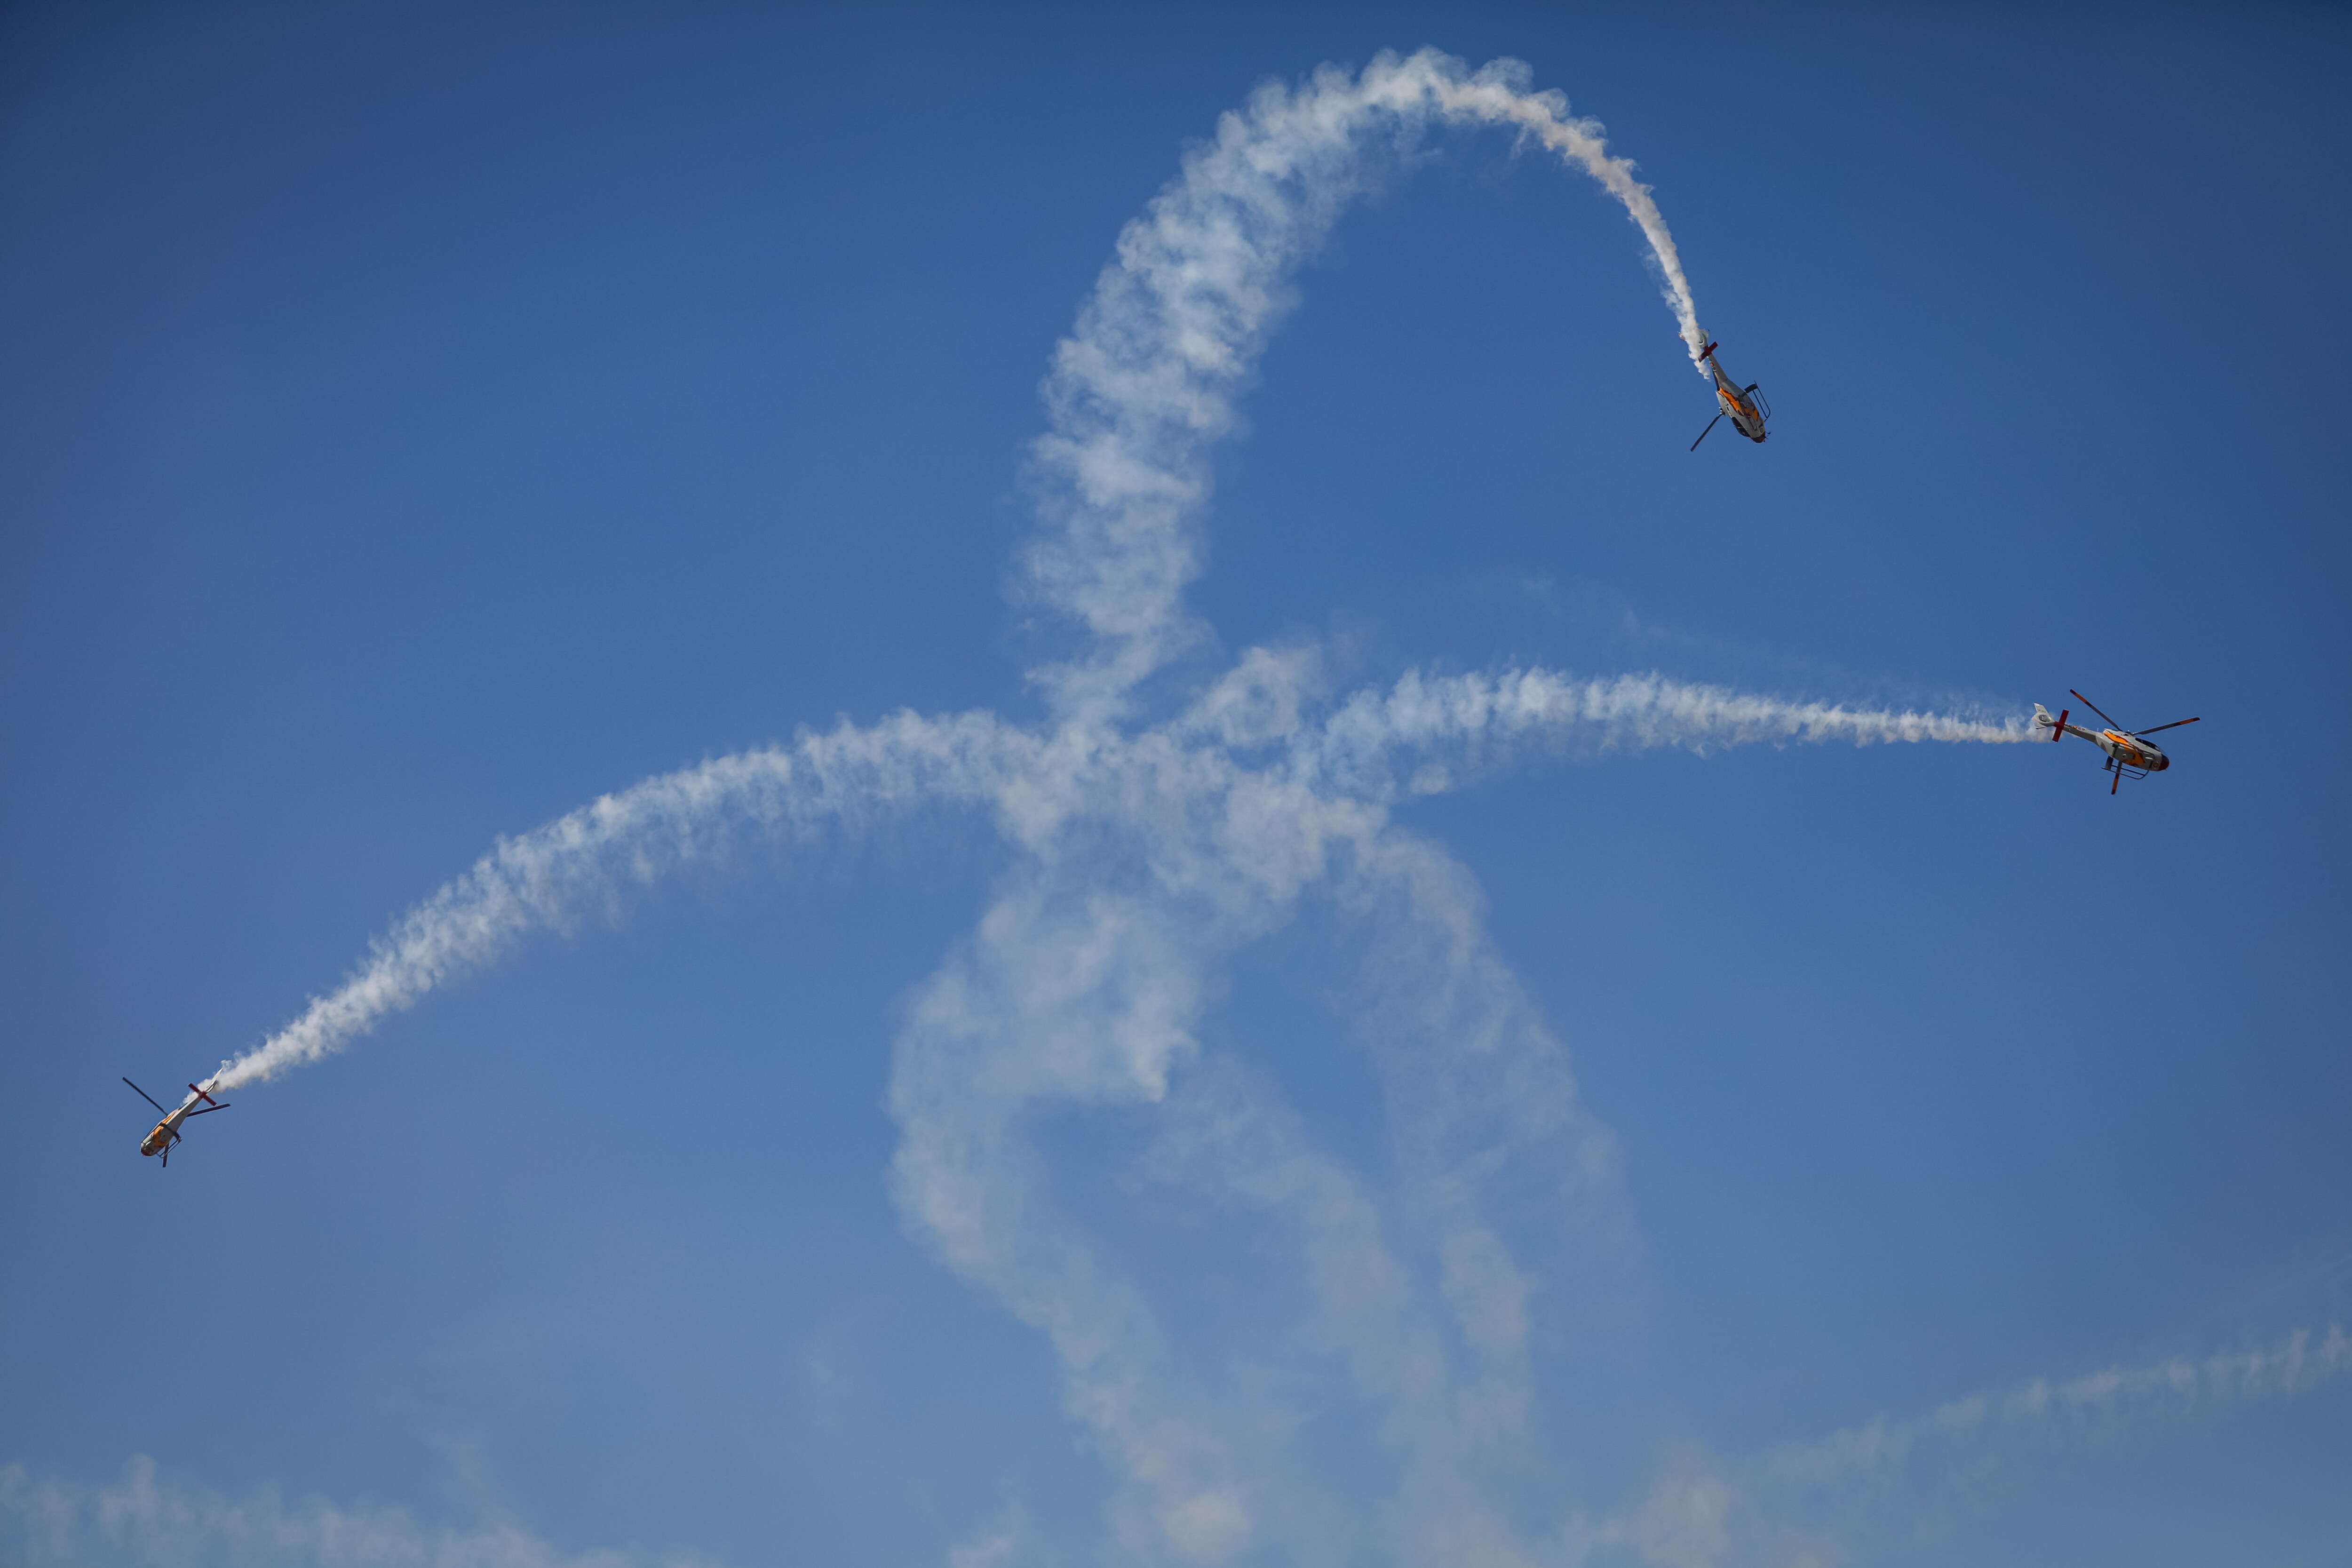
<box><xmin>2033</xmin><ymin>690</ymin><xmax>2201</xmax><ymax>795</ymax></box>
<box><xmin>1690</xmin><ymin>341</ymin><xmax>1771</xmax><ymax>449</ymax></box>
<box><xmin>123</xmin><ymin>1073</ymin><xmax>229</xmax><ymax>1167</ymax></box>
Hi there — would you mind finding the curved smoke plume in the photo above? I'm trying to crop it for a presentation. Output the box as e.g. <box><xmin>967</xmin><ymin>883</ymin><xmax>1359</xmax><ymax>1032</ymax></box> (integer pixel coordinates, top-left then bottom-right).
<box><xmin>1024</xmin><ymin>48</ymin><xmax>1710</xmax><ymax>720</ymax></box>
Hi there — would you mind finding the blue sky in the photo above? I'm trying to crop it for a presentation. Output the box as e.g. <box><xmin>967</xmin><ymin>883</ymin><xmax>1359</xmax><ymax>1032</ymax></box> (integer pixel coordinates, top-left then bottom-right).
<box><xmin>3</xmin><ymin>5</ymin><xmax>2348</xmax><ymax>1566</ymax></box>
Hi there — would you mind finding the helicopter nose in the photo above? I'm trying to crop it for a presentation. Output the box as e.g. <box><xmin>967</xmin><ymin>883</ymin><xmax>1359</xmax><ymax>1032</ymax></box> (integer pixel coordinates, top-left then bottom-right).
<box><xmin>2152</xmin><ymin>754</ymin><xmax>2168</xmax><ymax>771</ymax></box>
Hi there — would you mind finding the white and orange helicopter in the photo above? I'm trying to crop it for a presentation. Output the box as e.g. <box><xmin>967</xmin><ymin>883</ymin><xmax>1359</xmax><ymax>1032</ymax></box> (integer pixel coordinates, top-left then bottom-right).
<box><xmin>1690</xmin><ymin>341</ymin><xmax>1771</xmax><ymax>449</ymax></box>
<box><xmin>123</xmin><ymin>1070</ymin><xmax>230</xmax><ymax>1168</ymax></box>
<box><xmin>2033</xmin><ymin>690</ymin><xmax>2201</xmax><ymax>795</ymax></box>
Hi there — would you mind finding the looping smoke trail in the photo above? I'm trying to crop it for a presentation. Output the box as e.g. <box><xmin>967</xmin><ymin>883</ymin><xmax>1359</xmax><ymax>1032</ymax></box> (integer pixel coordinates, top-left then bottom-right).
<box><xmin>1025</xmin><ymin>48</ymin><xmax>1708</xmax><ymax>721</ymax></box>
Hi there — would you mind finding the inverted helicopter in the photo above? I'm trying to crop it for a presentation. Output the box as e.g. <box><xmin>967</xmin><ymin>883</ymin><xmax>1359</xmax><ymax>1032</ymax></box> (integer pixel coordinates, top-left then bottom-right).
<box><xmin>123</xmin><ymin>1072</ymin><xmax>230</xmax><ymax>1167</ymax></box>
<box><xmin>1690</xmin><ymin>341</ymin><xmax>1771</xmax><ymax>449</ymax></box>
<box><xmin>2033</xmin><ymin>690</ymin><xmax>2201</xmax><ymax>795</ymax></box>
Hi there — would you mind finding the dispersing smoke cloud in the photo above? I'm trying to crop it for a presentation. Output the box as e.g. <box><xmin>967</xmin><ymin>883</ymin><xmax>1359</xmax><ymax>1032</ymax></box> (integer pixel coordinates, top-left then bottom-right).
<box><xmin>194</xmin><ymin>44</ymin><xmax>2284</xmax><ymax>1568</ymax></box>
<box><xmin>0</xmin><ymin>1457</ymin><xmax>720</xmax><ymax>1568</ymax></box>
<box><xmin>1605</xmin><ymin>1326</ymin><xmax>2352</xmax><ymax>1568</ymax></box>
<box><xmin>1765</xmin><ymin>1322</ymin><xmax>2352</xmax><ymax>1492</ymax></box>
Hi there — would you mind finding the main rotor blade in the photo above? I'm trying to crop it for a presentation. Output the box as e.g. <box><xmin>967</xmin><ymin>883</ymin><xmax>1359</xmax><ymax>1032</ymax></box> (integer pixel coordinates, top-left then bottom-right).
<box><xmin>122</xmin><ymin>1077</ymin><xmax>167</xmax><ymax>1114</ymax></box>
<box><xmin>1690</xmin><ymin>413</ymin><xmax>1722</xmax><ymax>451</ymax></box>
<box><xmin>2131</xmin><ymin>716</ymin><xmax>2201</xmax><ymax>736</ymax></box>
<box><xmin>183</xmin><ymin>1104</ymin><xmax>230</xmax><ymax>1117</ymax></box>
<box><xmin>2068</xmin><ymin>689</ymin><xmax>2122</xmax><ymax>730</ymax></box>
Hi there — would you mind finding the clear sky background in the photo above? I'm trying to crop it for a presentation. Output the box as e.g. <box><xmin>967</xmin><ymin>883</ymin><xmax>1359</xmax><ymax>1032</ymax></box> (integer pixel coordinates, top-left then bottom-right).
<box><xmin>3</xmin><ymin>5</ymin><xmax>2348</xmax><ymax>1567</ymax></box>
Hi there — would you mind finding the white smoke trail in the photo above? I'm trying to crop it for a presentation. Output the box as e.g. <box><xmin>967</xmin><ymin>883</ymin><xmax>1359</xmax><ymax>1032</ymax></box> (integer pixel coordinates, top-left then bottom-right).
<box><xmin>215</xmin><ymin>712</ymin><xmax>1024</xmax><ymax>1088</ymax></box>
<box><xmin>0</xmin><ymin>1457</ymin><xmax>720</xmax><ymax>1568</ymax></box>
<box><xmin>1025</xmin><ymin>48</ymin><xmax>1709</xmax><ymax>721</ymax></box>
<box><xmin>1605</xmin><ymin>1325</ymin><xmax>2352</xmax><ymax>1568</ymax></box>
<box><xmin>1291</xmin><ymin>665</ymin><xmax>2027</xmax><ymax>802</ymax></box>
<box><xmin>880</xmin><ymin>729</ymin><xmax>1601</xmax><ymax>1563</ymax></box>
<box><xmin>1764</xmin><ymin>1322</ymin><xmax>2352</xmax><ymax>1493</ymax></box>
